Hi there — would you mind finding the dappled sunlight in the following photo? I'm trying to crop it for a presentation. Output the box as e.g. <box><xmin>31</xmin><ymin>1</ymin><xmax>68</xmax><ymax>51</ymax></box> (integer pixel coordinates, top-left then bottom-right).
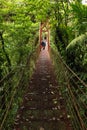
<box><xmin>82</xmin><ymin>0</ymin><xmax>87</xmax><ymax>4</ymax></box>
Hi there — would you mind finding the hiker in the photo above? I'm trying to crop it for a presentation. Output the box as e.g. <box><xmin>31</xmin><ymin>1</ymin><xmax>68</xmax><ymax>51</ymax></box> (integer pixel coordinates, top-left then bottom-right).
<box><xmin>41</xmin><ymin>37</ymin><xmax>47</xmax><ymax>50</ymax></box>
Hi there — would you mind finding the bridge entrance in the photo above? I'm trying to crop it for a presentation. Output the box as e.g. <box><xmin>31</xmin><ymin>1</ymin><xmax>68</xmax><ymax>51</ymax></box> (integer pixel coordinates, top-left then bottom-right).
<box><xmin>39</xmin><ymin>20</ymin><xmax>50</xmax><ymax>51</ymax></box>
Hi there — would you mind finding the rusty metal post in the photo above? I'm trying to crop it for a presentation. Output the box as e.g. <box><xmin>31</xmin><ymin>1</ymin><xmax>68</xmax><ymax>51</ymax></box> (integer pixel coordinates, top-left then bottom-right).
<box><xmin>39</xmin><ymin>22</ymin><xmax>42</xmax><ymax>51</ymax></box>
<box><xmin>48</xmin><ymin>29</ymin><xmax>50</xmax><ymax>51</ymax></box>
<box><xmin>39</xmin><ymin>20</ymin><xmax>50</xmax><ymax>51</ymax></box>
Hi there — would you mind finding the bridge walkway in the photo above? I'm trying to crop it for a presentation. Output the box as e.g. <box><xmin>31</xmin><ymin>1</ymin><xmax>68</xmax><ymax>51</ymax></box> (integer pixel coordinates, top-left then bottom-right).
<box><xmin>14</xmin><ymin>49</ymin><xmax>72</xmax><ymax>130</ymax></box>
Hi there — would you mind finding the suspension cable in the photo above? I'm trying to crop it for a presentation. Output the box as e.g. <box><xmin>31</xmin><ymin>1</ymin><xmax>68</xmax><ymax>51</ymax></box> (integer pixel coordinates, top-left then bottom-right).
<box><xmin>50</xmin><ymin>47</ymin><xmax>87</xmax><ymax>130</ymax></box>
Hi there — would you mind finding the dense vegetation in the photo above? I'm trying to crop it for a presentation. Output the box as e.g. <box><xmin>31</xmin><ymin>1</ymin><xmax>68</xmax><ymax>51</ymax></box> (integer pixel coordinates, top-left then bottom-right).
<box><xmin>66</xmin><ymin>33</ymin><xmax>87</xmax><ymax>81</ymax></box>
<box><xmin>0</xmin><ymin>0</ymin><xmax>87</xmax><ymax>129</ymax></box>
<box><xmin>50</xmin><ymin>0</ymin><xmax>87</xmax><ymax>81</ymax></box>
<box><xmin>0</xmin><ymin>0</ymin><xmax>87</xmax><ymax>80</ymax></box>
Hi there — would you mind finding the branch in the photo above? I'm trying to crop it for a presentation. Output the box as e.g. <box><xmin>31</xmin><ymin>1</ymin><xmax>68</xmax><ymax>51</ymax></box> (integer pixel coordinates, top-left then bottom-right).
<box><xmin>0</xmin><ymin>32</ymin><xmax>11</xmax><ymax>72</ymax></box>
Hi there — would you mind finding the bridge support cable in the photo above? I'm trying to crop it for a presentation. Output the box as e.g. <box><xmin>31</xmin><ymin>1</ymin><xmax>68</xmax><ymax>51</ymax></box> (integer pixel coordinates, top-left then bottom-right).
<box><xmin>66</xmin><ymin>90</ymin><xmax>83</xmax><ymax>130</ymax></box>
<box><xmin>67</xmin><ymin>84</ymin><xmax>86</xmax><ymax>130</ymax></box>
<box><xmin>0</xmin><ymin>47</ymin><xmax>39</xmax><ymax>130</ymax></box>
<box><xmin>50</xmin><ymin>47</ymin><xmax>87</xmax><ymax>130</ymax></box>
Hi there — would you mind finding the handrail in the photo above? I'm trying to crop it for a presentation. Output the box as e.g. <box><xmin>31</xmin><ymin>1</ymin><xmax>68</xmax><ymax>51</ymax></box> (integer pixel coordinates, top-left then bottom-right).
<box><xmin>0</xmin><ymin>49</ymin><xmax>35</xmax><ymax>85</ymax></box>
<box><xmin>0</xmin><ymin>70</ymin><xmax>15</xmax><ymax>85</ymax></box>
<box><xmin>58</xmin><ymin>53</ymin><xmax>87</xmax><ymax>88</ymax></box>
<box><xmin>57</xmin><ymin>52</ymin><xmax>87</xmax><ymax>129</ymax></box>
<box><xmin>0</xmin><ymin>70</ymin><xmax>24</xmax><ymax>130</ymax></box>
<box><xmin>0</xmin><ymin>46</ymin><xmax>40</xmax><ymax>130</ymax></box>
<box><xmin>50</xmin><ymin>47</ymin><xmax>87</xmax><ymax>130</ymax></box>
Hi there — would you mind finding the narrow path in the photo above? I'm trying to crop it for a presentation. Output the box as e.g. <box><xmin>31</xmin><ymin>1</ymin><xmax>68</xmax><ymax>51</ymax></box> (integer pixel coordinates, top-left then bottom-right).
<box><xmin>14</xmin><ymin>50</ymin><xmax>72</xmax><ymax>130</ymax></box>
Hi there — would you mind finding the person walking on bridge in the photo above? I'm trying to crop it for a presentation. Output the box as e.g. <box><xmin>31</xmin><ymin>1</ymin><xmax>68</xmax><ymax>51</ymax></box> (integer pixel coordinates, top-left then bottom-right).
<box><xmin>41</xmin><ymin>36</ymin><xmax>47</xmax><ymax>50</ymax></box>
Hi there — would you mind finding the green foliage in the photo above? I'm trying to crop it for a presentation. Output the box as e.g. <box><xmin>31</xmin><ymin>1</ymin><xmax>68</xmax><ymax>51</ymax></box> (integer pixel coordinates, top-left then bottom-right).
<box><xmin>0</xmin><ymin>1</ymin><xmax>51</xmax><ymax>129</ymax></box>
<box><xmin>66</xmin><ymin>33</ymin><xmax>87</xmax><ymax>74</ymax></box>
<box><xmin>0</xmin><ymin>0</ymin><xmax>41</xmax><ymax>77</ymax></box>
<box><xmin>0</xmin><ymin>0</ymin><xmax>87</xmax><ymax>128</ymax></box>
<box><xmin>50</xmin><ymin>0</ymin><xmax>71</xmax><ymax>57</ymax></box>
<box><xmin>70</xmin><ymin>2</ymin><xmax>87</xmax><ymax>35</ymax></box>
<box><xmin>51</xmin><ymin>25</ymin><xmax>69</xmax><ymax>58</ymax></box>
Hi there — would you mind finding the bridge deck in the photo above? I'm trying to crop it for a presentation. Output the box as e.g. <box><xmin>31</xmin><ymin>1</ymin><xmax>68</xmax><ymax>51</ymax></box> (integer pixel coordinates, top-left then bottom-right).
<box><xmin>14</xmin><ymin>50</ymin><xmax>72</xmax><ymax>130</ymax></box>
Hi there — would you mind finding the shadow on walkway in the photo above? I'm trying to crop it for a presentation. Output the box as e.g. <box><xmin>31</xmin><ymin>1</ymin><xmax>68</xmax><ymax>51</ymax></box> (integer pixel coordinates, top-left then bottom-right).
<box><xmin>14</xmin><ymin>50</ymin><xmax>72</xmax><ymax>130</ymax></box>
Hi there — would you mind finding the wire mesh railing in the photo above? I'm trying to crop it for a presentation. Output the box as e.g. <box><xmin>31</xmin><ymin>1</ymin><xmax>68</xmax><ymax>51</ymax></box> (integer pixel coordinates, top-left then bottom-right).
<box><xmin>50</xmin><ymin>47</ymin><xmax>87</xmax><ymax>130</ymax></box>
<box><xmin>0</xmin><ymin>46</ymin><xmax>39</xmax><ymax>130</ymax></box>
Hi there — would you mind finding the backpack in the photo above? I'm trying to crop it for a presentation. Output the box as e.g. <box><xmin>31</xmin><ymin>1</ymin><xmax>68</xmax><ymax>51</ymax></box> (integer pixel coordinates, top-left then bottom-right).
<box><xmin>41</xmin><ymin>41</ymin><xmax>46</xmax><ymax>46</ymax></box>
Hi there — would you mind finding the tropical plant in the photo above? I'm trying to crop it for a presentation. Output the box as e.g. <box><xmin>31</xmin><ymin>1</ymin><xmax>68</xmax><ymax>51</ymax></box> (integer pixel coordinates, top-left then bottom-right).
<box><xmin>70</xmin><ymin>2</ymin><xmax>87</xmax><ymax>36</ymax></box>
<box><xmin>66</xmin><ymin>33</ymin><xmax>87</xmax><ymax>81</ymax></box>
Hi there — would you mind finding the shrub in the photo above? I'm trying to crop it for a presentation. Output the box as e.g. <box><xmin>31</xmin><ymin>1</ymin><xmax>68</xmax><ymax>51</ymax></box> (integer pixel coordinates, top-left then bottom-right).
<box><xmin>66</xmin><ymin>33</ymin><xmax>87</xmax><ymax>72</ymax></box>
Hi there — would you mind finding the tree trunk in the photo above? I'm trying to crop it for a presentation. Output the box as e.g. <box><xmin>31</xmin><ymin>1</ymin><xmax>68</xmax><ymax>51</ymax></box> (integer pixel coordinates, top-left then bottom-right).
<box><xmin>0</xmin><ymin>32</ymin><xmax>11</xmax><ymax>72</ymax></box>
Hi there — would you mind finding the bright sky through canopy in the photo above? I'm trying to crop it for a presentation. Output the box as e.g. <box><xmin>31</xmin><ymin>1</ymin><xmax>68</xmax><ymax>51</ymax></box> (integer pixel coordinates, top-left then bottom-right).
<box><xmin>82</xmin><ymin>0</ymin><xmax>87</xmax><ymax>4</ymax></box>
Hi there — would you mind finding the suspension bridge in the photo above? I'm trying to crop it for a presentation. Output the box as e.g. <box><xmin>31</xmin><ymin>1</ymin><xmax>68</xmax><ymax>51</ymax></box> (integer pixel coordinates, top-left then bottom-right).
<box><xmin>0</xmin><ymin>21</ymin><xmax>87</xmax><ymax>130</ymax></box>
<box><xmin>0</xmin><ymin>45</ymin><xmax>87</xmax><ymax>130</ymax></box>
